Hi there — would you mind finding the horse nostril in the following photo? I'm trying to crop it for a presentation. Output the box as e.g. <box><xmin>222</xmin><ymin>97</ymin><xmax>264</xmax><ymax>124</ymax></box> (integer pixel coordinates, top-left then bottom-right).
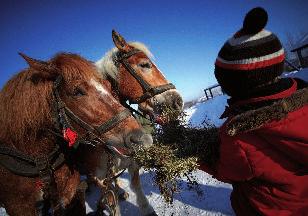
<box><xmin>130</xmin><ymin>134</ymin><xmax>141</xmax><ymax>145</ymax></box>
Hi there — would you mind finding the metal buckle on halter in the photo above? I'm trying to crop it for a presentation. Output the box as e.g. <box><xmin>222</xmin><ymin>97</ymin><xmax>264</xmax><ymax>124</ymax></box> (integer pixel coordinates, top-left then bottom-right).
<box><xmin>35</xmin><ymin>156</ymin><xmax>52</xmax><ymax>178</ymax></box>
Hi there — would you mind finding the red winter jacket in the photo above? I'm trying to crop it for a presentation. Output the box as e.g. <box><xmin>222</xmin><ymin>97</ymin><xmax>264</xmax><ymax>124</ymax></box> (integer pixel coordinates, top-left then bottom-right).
<box><xmin>199</xmin><ymin>79</ymin><xmax>308</xmax><ymax>216</ymax></box>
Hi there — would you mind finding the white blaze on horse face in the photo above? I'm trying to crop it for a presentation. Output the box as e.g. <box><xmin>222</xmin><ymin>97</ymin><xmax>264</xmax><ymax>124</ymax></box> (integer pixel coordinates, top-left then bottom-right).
<box><xmin>90</xmin><ymin>79</ymin><xmax>117</xmax><ymax>104</ymax></box>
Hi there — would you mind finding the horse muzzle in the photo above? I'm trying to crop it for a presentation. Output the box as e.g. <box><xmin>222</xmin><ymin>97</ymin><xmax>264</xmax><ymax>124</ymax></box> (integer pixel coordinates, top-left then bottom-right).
<box><xmin>125</xmin><ymin>130</ymin><xmax>153</xmax><ymax>149</ymax></box>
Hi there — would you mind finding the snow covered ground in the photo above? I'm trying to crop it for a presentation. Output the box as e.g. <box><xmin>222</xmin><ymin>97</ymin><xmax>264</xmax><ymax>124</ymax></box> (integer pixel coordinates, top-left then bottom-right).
<box><xmin>185</xmin><ymin>95</ymin><xmax>228</xmax><ymax>127</ymax></box>
<box><xmin>86</xmin><ymin>169</ymin><xmax>234</xmax><ymax>216</ymax></box>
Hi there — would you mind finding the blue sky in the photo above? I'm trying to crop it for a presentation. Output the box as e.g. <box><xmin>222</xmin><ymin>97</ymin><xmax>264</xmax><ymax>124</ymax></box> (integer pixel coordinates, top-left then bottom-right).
<box><xmin>1</xmin><ymin>0</ymin><xmax>307</xmax><ymax>101</ymax></box>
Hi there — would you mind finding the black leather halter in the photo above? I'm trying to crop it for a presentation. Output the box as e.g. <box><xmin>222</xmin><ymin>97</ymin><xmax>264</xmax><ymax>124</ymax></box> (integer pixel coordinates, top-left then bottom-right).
<box><xmin>114</xmin><ymin>49</ymin><xmax>176</xmax><ymax>104</ymax></box>
<box><xmin>52</xmin><ymin>75</ymin><xmax>132</xmax><ymax>150</ymax></box>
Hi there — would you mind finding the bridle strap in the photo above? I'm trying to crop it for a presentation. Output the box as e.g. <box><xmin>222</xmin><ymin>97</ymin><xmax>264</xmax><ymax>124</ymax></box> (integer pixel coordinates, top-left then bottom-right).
<box><xmin>96</xmin><ymin>109</ymin><xmax>131</xmax><ymax>134</ymax></box>
<box><xmin>120</xmin><ymin>57</ymin><xmax>152</xmax><ymax>91</ymax></box>
<box><xmin>116</xmin><ymin>49</ymin><xmax>141</xmax><ymax>62</ymax></box>
<box><xmin>115</xmin><ymin>49</ymin><xmax>176</xmax><ymax>104</ymax></box>
<box><xmin>63</xmin><ymin>106</ymin><xmax>97</xmax><ymax>133</ymax></box>
<box><xmin>53</xmin><ymin>75</ymin><xmax>132</xmax><ymax>149</ymax></box>
<box><xmin>130</xmin><ymin>83</ymin><xmax>176</xmax><ymax>104</ymax></box>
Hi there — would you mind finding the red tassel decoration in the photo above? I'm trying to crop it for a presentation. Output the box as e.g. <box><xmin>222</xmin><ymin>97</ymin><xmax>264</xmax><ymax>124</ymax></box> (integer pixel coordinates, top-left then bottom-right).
<box><xmin>63</xmin><ymin>128</ymin><xmax>78</xmax><ymax>147</ymax></box>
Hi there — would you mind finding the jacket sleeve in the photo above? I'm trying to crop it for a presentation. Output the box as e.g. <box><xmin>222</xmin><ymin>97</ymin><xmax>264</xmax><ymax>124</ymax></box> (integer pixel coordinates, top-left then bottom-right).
<box><xmin>199</xmin><ymin>124</ymin><xmax>255</xmax><ymax>184</ymax></box>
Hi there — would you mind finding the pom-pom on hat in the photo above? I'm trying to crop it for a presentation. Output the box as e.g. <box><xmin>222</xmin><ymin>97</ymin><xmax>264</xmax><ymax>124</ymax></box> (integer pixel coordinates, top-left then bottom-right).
<box><xmin>214</xmin><ymin>7</ymin><xmax>285</xmax><ymax>98</ymax></box>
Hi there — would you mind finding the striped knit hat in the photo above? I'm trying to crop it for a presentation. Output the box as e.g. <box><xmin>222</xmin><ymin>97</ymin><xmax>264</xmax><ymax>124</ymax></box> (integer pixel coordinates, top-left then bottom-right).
<box><xmin>215</xmin><ymin>7</ymin><xmax>285</xmax><ymax>98</ymax></box>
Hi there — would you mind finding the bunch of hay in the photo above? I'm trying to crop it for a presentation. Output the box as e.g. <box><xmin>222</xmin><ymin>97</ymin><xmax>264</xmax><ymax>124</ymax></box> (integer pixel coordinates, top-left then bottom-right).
<box><xmin>133</xmin><ymin>107</ymin><xmax>220</xmax><ymax>203</ymax></box>
<box><xmin>154</xmin><ymin>108</ymin><xmax>220</xmax><ymax>167</ymax></box>
<box><xmin>133</xmin><ymin>144</ymin><xmax>198</xmax><ymax>203</ymax></box>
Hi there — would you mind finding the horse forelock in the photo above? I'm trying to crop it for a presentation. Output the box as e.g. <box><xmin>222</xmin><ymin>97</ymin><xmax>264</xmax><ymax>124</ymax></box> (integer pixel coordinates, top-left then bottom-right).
<box><xmin>95</xmin><ymin>42</ymin><xmax>154</xmax><ymax>81</ymax></box>
<box><xmin>52</xmin><ymin>52</ymin><xmax>102</xmax><ymax>83</ymax></box>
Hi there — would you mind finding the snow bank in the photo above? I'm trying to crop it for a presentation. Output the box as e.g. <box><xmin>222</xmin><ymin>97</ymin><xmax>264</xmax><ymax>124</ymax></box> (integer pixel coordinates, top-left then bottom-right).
<box><xmin>185</xmin><ymin>95</ymin><xmax>228</xmax><ymax>127</ymax></box>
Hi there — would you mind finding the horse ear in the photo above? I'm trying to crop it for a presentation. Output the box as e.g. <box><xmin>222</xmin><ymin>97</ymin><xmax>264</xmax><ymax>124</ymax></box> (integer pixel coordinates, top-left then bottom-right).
<box><xmin>19</xmin><ymin>52</ymin><xmax>58</xmax><ymax>81</ymax></box>
<box><xmin>112</xmin><ymin>30</ymin><xmax>130</xmax><ymax>52</ymax></box>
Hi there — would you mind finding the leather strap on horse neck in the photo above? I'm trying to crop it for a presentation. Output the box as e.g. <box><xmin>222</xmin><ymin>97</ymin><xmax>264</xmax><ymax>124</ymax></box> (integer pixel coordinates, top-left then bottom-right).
<box><xmin>0</xmin><ymin>144</ymin><xmax>65</xmax><ymax>178</ymax></box>
<box><xmin>115</xmin><ymin>49</ymin><xmax>176</xmax><ymax>104</ymax></box>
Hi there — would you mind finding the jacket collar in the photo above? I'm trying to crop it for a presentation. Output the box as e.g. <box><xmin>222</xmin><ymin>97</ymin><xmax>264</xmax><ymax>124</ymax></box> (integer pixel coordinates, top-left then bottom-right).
<box><xmin>220</xmin><ymin>79</ymin><xmax>297</xmax><ymax>119</ymax></box>
<box><xmin>224</xmin><ymin>83</ymin><xmax>308</xmax><ymax>136</ymax></box>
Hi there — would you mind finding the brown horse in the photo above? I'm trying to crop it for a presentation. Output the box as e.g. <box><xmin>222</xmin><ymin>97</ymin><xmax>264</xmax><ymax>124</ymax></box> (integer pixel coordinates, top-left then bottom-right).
<box><xmin>0</xmin><ymin>52</ymin><xmax>152</xmax><ymax>216</ymax></box>
<box><xmin>96</xmin><ymin>30</ymin><xmax>183</xmax><ymax>120</ymax></box>
<box><xmin>94</xmin><ymin>31</ymin><xmax>183</xmax><ymax>216</ymax></box>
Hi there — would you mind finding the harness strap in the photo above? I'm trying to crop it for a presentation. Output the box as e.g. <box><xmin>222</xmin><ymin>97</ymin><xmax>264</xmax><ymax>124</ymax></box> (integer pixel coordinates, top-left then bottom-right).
<box><xmin>0</xmin><ymin>145</ymin><xmax>35</xmax><ymax>164</ymax></box>
<box><xmin>111</xmin><ymin>168</ymin><xmax>126</xmax><ymax>180</ymax></box>
<box><xmin>0</xmin><ymin>144</ymin><xmax>65</xmax><ymax>177</ymax></box>
<box><xmin>116</xmin><ymin>49</ymin><xmax>141</xmax><ymax>61</ymax></box>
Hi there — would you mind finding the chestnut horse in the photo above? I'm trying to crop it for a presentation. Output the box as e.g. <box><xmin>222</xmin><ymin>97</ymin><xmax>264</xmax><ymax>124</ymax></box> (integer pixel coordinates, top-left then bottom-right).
<box><xmin>96</xmin><ymin>30</ymin><xmax>183</xmax><ymax>120</ymax></box>
<box><xmin>94</xmin><ymin>31</ymin><xmax>183</xmax><ymax>216</ymax></box>
<box><xmin>0</xmin><ymin>52</ymin><xmax>152</xmax><ymax>216</ymax></box>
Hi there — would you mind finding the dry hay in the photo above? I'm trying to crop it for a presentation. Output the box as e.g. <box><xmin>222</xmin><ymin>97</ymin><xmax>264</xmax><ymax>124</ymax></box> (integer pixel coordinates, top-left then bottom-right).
<box><xmin>133</xmin><ymin>107</ymin><xmax>219</xmax><ymax>203</ymax></box>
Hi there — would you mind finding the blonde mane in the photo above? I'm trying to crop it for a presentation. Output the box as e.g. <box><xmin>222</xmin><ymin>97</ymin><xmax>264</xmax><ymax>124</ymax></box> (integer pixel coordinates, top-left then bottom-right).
<box><xmin>95</xmin><ymin>42</ymin><xmax>154</xmax><ymax>80</ymax></box>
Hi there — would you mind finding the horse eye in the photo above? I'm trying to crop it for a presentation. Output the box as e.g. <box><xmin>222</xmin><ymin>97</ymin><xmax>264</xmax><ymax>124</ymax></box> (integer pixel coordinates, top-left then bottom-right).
<box><xmin>139</xmin><ymin>62</ymin><xmax>152</xmax><ymax>69</ymax></box>
<box><xmin>72</xmin><ymin>87</ymin><xmax>85</xmax><ymax>97</ymax></box>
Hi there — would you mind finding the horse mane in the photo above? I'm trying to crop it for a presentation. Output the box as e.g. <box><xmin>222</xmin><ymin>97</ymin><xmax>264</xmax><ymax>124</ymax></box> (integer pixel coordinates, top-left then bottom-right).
<box><xmin>0</xmin><ymin>68</ymin><xmax>54</xmax><ymax>147</ymax></box>
<box><xmin>95</xmin><ymin>42</ymin><xmax>154</xmax><ymax>81</ymax></box>
<box><xmin>0</xmin><ymin>53</ymin><xmax>100</xmax><ymax>147</ymax></box>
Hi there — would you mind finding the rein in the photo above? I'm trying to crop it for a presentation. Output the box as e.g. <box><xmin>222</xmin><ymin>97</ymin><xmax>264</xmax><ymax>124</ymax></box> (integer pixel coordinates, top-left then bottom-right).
<box><xmin>115</xmin><ymin>49</ymin><xmax>176</xmax><ymax>104</ymax></box>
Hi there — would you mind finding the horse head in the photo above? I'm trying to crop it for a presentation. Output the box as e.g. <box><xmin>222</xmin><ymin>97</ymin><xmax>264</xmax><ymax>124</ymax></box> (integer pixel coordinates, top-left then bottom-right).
<box><xmin>96</xmin><ymin>30</ymin><xmax>183</xmax><ymax>122</ymax></box>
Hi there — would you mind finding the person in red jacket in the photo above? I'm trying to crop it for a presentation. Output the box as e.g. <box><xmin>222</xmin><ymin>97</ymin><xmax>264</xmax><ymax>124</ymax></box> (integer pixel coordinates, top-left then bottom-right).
<box><xmin>199</xmin><ymin>7</ymin><xmax>308</xmax><ymax>216</ymax></box>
